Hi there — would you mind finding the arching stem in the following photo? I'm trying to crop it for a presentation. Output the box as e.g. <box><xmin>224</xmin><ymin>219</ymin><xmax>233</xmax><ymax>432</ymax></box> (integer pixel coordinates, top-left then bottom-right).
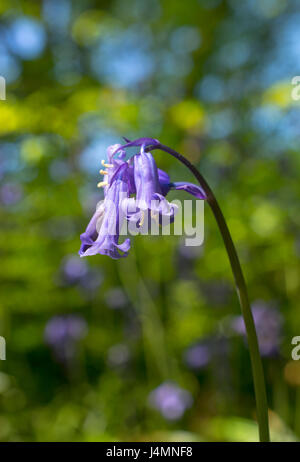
<box><xmin>149</xmin><ymin>143</ymin><xmax>270</xmax><ymax>442</ymax></box>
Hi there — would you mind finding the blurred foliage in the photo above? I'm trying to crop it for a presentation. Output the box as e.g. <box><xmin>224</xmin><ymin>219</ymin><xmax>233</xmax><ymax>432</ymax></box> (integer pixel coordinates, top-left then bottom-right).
<box><xmin>0</xmin><ymin>0</ymin><xmax>299</xmax><ymax>442</ymax></box>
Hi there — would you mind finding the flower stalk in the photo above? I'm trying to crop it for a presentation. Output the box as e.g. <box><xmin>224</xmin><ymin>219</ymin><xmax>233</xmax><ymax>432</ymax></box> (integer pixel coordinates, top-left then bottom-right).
<box><xmin>149</xmin><ymin>143</ymin><xmax>270</xmax><ymax>442</ymax></box>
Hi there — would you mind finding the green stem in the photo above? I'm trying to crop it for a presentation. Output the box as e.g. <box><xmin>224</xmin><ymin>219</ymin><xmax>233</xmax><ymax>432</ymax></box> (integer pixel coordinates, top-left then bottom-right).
<box><xmin>151</xmin><ymin>143</ymin><xmax>270</xmax><ymax>442</ymax></box>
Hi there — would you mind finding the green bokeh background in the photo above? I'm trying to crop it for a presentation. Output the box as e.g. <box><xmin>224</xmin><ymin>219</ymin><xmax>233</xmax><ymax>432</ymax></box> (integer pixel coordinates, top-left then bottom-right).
<box><xmin>0</xmin><ymin>0</ymin><xmax>299</xmax><ymax>441</ymax></box>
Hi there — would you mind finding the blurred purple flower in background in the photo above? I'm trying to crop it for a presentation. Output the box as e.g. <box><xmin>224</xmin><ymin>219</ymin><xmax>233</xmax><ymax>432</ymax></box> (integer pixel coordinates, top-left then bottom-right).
<box><xmin>44</xmin><ymin>315</ymin><xmax>87</xmax><ymax>364</ymax></box>
<box><xmin>184</xmin><ymin>341</ymin><xmax>212</xmax><ymax>370</ymax></box>
<box><xmin>105</xmin><ymin>287</ymin><xmax>128</xmax><ymax>310</ymax></box>
<box><xmin>62</xmin><ymin>255</ymin><xmax>89</xmax><ymax>283</ymax></box>
<box><xmin>0</xmin><ymin>182</ymin><xmax>23</xmax><ymax>206</ymax></box>
<box><xmin>79</xmin><ymin>268</ymin><xmax>103</xmax><ymax>293</ymax></box>
<box><xmin>231</xmin><ymin>301</ymin><xmax>283</xmax><ymax>357</ymax></box>
<box><xmin>184</xmin><ymin>336</ymin><xmax>229</xmax><ymax>370</ymax></box>
<box><xmin>148</xmin><ymin>382</ymin><xmax>193</xmax><ymax>421</ymax></box>
<box><xmin>59</xmin><ymin>254</ymin><xmax>103</xmax><ymax>295</ymax></box>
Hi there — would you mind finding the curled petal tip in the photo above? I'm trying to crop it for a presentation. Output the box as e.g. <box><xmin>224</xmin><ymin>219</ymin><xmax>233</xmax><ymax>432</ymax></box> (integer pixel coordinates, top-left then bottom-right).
<box><xmin>171</xmin><ymin>182</ymin><xmax>207</xmax><ymax>199</ymax></box>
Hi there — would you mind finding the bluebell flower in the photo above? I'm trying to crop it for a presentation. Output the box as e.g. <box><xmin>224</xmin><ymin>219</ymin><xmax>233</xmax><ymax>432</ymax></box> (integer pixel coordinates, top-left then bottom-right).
<box><xmin>45</xmin><ymin>315</ymin><xmax>87</xmax><ymax>364</ymax></box>
<box><xmin>0</xmin><ymin>182</ymin><xmax>23</xmax><ymax>206</ymax></box>
<box><xmin>98</xmin><ymin>143</ymin><xmax>134</xmax><ymax>195</ymax></box>
<box><xmin>127</xmin><ymin>145</ymin><xmax>178</xmax><ymax>228</ymax></box>
<box><xmin>118</xmin><ymin>138</ymin><xmax>206</xmax><ymax>199</ymax></box>
<box><xmin>184</xmin><ymin>342</ymin><xmax>212</xmax><ymax>370</ymax></box>
<box><xmin>105</xmin><ymin>287</ymin><xmax>128</xmax><ymax>309</ymax></box>
<box><xmin>158</xmin><ymin>169</ymin><xmax>206</xmax><ymax>199</ymax></box>
<box><xmin>59</xmin><ymin>255</ymin><xmax>103</xmax><ymax>294</ymax></box>
<box><xmin>61</xmin><ymin>255</ymin><xmax>89</xmax><ymax>284</ymax></box>
<box><xmin>148</xmin><ymin>381</ymin><xmax>193</xmax><ymax>421</ymax></box>
<box><xmin>79</xmin><ymin>137</ymin><xmax>207</xmax><ymax>259</ymax></box>
<box><xmin>79</xmin><ymin>163</ymin><xmax>131</xmax><ymax>259</ymax></box>
<box><xmin>184</xmin><ymin>336</ymin><xmax>229</xmax><ymax>370</ymax></box>
<box><xmin>231</xmin><ymin>301</ymin><xmax>283</xmax><ymax>357</ymax></box>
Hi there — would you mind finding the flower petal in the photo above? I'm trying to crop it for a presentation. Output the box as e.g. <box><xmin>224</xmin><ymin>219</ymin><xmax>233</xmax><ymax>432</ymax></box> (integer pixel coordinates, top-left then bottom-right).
<box><xmin>170</xmin><ymin>182</ymin><xmax>207</xmax><ymax>199</ymax></box>
<box><xmin>158</xmin><ymin>168</ymin><xmax>171</xmax><ymax>196</ymax></box>
<box><xmin>114</xmin><ymin>238</ymin><xmax>131</xmax><ymax>252</ymax></box>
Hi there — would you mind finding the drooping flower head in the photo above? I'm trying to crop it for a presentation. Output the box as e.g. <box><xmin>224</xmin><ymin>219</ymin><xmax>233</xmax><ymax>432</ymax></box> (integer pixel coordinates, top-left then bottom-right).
<box><xmin>79</xmin><ymin>137</ymin><xmax>207</xmax><ymax>259</ymax></box>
